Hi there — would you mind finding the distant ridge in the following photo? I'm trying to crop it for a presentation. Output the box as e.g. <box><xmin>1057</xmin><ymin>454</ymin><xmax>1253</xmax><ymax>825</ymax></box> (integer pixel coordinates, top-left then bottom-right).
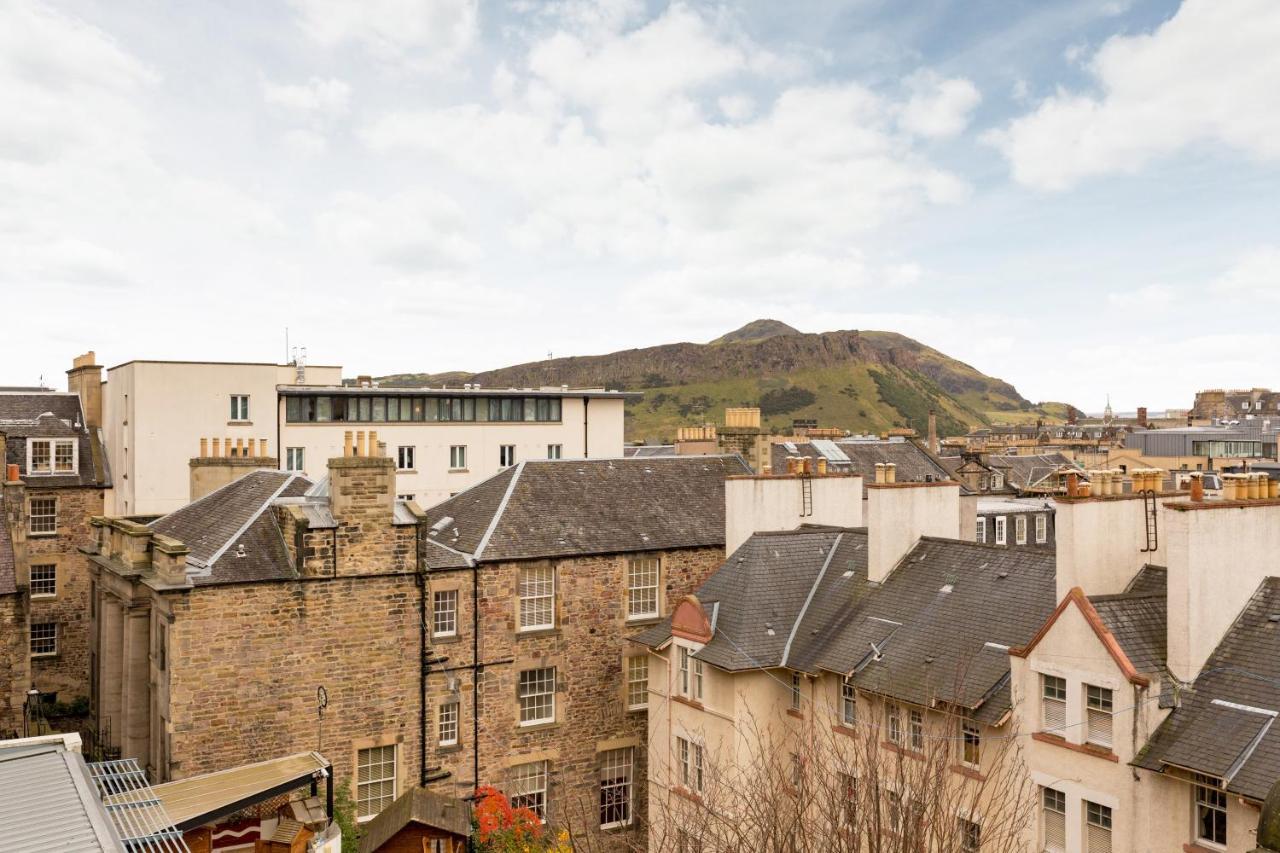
<box><xmin>376</xmin><ymin>320</ymin><xmax>1077</xmax><ymax>443</ymax></box>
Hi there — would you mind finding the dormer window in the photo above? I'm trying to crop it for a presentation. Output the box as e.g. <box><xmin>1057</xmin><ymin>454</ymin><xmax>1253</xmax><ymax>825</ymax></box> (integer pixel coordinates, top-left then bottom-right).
<box><xmin>990</xmin><ymin>472</ymin><xmax>1004</xmax><ymax>489</ymax></box>
<box><xmin>27</xmin><ymin>438</ymin><xmax>76</xmax><ymax>475</ymax></box>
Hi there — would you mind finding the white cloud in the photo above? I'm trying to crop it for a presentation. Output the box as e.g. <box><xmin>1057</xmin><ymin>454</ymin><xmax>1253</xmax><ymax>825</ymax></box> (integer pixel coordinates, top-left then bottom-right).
<box><xmin>289</xmin><ymin>0</ymin><xmax>477</xmax><ymax>67</ymax></box>
<box><xmin>989</xmin><ymin>0</ymin><xmax>1280</xmax><ymax>190</ymax></box>
<box><xmin>898</xmin><ymin>71</ymin><xmax>981</xmax><ymax>139</ymax></box>
<box><xmin>316</xmin><ymin>190</ymin><xmax>481</xmax><ymax>271</ymax></box>
<box><xmin>1213</xmin><ymin>247</ymin><xmax>1280</xmax><ymax>301</ymax></box>
<box><xmin>1106</xmin><ymin>283</ymin><xmax>1174</xmax><ymax>308</ymax></box>
<box><xmin>263</xmin><ymin>77</ymin><xmax>351</xmax><ymax>119</ymax></box>
<box><xmin>717</xmin><ymin>93</ymin><xmax>755</xmax><ymax>121</ymax></box>
<box><xmin>281</xmin><ymin>128</ymin><xmax>329</xmax><ymax>156</ymax></box>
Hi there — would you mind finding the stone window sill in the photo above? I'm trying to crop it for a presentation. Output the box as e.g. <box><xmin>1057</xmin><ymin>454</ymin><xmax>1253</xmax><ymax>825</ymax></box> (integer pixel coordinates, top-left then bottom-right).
<box><xmin>516</xmin><ymin>720</ymin><xmax>559</xmax><ymax>734</ymax></box>
<box><xmin>430</xmin><ymin>634</ymin><xmax>461</xmax><ymax>645</ymax></box>
<box><xmin>448</xmin><ymin>468</ymin><xmax>469</xmax><ymax>474</ymax></box>
<box><xmin>1031</xmin><ymin>731</ymin><xmax>1119</xmax><ymax>762</ymax></box>
<box><xmin>786</xmin><ymin>708</ymin><xmax>805</xmax><ymax>720</ymax></box>
<box><xmin>671</xmin><ymin>786</ymin><xmax>703</xmax><ymax>805</ymax></box>
<box><xmin>28</xmin><ymin>532</ymin><xmax>58</xmax><ymax>539</ymax></box>
<box><xmin>950</xmin><ymin>763</ymin><xmax>986</xmax><ymax>782</ymax></box>
<box><xmin>226</xmin><ymin>421</ymin><xmax>253</xmax><ymax>426</ymax></box>
<box><xmin>672</xmin><ymin>695</ymin><xmax>704</xmax><ymax>711</ymax></box>
<box><xmin>625</xmin><ymin>615</ymin><xmax>661</xmax><ymax>627</ymax></box>
<box><xmin>831</xmin><ymin>724</ymin><xmax>859</xmax><ymax>739</ymax></box>
<box><xmin>881</xmin><ymin>741</ymin><xmax>925</xmax><ymax>761</ymax></box>
<box><xmin>515</xmin><ymin>627</ymin><xmax>559</xmax><ymax>640</ymax></box>
<box><xmin>437</xmin><ymin>743</ymin><xmax>463</xmax><ymax>754</ymax></box>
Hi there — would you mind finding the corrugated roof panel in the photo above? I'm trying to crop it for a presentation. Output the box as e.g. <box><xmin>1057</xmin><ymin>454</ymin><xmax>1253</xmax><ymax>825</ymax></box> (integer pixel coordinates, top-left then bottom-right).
<box><xmin>0</xmin><ymin>744</ymin><xmax>126</xmax><ymax>852</ymax></box>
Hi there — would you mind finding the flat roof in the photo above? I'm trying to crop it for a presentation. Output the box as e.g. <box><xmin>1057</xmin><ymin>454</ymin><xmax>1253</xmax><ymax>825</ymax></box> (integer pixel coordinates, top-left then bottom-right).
<box><xmin>278</xmin><ymin>385</ymin><xmax>641</xmax><ymax>400</ymax></box>
<box><xmin>107</xmin><ymin>360</ymin><xmax>342</xmax><ymax>372</ymax></box>
<box><xmin>151</xmin><ymin>752</ymin><xmax>329</xmax><ymax>830</ymax></box>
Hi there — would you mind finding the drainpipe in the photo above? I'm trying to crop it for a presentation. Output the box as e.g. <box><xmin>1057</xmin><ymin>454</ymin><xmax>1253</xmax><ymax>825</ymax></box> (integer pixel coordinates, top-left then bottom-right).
<box><xmin>583</xmin><ymin>397</ymin><xmax>590</xmax><ymax>459</ymax></box>
<box><xmin>417</xmin><ymin>528</ymin><xmax>428</xmax><ymax>787</ymax></box>
<box><xmin>472</xmin><ymin>559</ymin><xmax>480</xmax><ymax>789</ymax></box>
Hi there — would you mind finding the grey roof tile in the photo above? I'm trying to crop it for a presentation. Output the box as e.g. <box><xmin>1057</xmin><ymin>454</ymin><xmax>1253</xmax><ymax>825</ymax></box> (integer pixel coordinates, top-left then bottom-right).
<box><xmin>1090</xmin><ymin>591</ymin><xmax>1167</xmax><ymax>675</ymax></box>
<box><xmin>772</xmin><ymin>440</ymin><xmax>964</xmax><ymax>494</ymax></box>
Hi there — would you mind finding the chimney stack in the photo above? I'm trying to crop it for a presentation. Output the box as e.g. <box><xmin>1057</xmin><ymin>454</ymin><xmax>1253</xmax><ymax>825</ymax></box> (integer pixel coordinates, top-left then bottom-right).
<box><xmin>189</xmin><ymin>437</ymin><xmax>278</xmax><ymax>501</ymax></box>
<box><xmin>866</xmin><ymin>481</ymin><xmax>960</xmax><ymax>583</ymax></box>
<box><xmin>724</xmin><ymin>472</ymin><xmax>864</xmax><ymax>555</ymax></box>
<box><xmin>1137</xmin><ymin>406</ymin><xmax>1148</xmax><ymax>428</ymax></box>
<box><xmin>66</xmin><ymin>351</ymin><xmax>102</xmax><ymax>429</ymax></box>
<box><xmin>927</xmin><ymin>410</ymin><xmax>938</xmax><ymax>455</ymax></box>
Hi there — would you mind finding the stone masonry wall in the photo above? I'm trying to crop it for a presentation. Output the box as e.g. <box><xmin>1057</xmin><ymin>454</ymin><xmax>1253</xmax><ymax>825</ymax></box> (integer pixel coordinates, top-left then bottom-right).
<box><xmin>424</xmin><ymin>545</ymin><xmax>725</xmax><ymax>847</ymax></box>
<box><xmin>166</xmin><ymin>573</ymin><xmax>423</xmax><ymax>803</ymax></box>
<box><xmin>28</xmin><ymin>486</ymin><xmax>104</xmax><ymax>701</ymax></box>
<box><xmin>0</xmin><ymin>592</ymin><xmax>29</xmax><ymax>737</ymax></box>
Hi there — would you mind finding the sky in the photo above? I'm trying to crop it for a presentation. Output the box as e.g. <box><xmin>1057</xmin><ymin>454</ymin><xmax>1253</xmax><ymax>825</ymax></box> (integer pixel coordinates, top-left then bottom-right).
<box><xmin>2</xmin><ymin>0</ymin><xmax>1278</xmax><ymax>412</ymax></box>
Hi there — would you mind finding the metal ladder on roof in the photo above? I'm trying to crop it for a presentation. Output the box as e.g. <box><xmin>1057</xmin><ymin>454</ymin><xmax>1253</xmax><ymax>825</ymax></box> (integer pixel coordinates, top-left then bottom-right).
<box><xmin>1141</xmin><ymin>488</ymin><xmax>1158</xmax><ymax>552</ymax></box>
<box><xmin>800</xmin><ymin>475</ymin><xmax>813</xmax><ymax>517</ymax></box>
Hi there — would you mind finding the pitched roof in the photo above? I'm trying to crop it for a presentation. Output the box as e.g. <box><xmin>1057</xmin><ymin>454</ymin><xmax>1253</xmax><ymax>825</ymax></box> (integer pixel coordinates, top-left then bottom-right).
<box><xmin>770</xmin><ymin>439</ymin><xmax>967</xmax><ymax>495</ymax></box>
<box><xmin>1090</xmin><ymin>589</ymin><xmax>1167</xmax><ymax>676</ymax></box>
<box><xmin>149</xmin><ymin>472</ymin><xmax>311</xmax><ymax>585</ymax></box>
<box><xmin>357</xmin><ymin>788</ymin><xmax>470</xmax><ymax>853</ymax></box>
<box><xmin>635</xmin><ymin>531</ymin><xmax>1057</xmax><ymax>721</ymax></box>
<box><xmin>1134</xmin><ymin>578</ymin><xmax>1280</xmax><ymax>801</ymax></box>
<box><xmin>624</xmin><ymin>445</ymin><xmax>676</xmax><ymax>457</ymax></box>
<box><xmin>1011</xmin><ymin>587</ymin><xmax>1151</xmax><ymax>687</ymax></box>
<box><xmin>0</xmin><ymin>741</ymin><xmax>128</xmax><ymax>852</ymax></box>
<box><xmin>996</xmin><ymin>453</ymin><xmax>1081</xmax><ymax>491</ymax></box>
<box><xmin>0</xmin><ymin>392</ymin><xmax>109</xmax><ymax>488</ymax></box>
<box><xmin>420</xmin><ymin>456</ymin><xmax>751</xmax><ymax>562</ymax></box>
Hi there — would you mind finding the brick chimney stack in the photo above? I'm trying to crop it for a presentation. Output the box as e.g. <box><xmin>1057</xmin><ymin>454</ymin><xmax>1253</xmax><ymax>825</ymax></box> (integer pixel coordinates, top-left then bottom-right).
<box><xmin>927</xmin><ymin>410</ymin><xmax>938</xmax><ymax>455</ymax></box>
<box><xmin>66</xmin><ymin>351</ymin><xmax>102</xmax><ymax>429</ymax></box>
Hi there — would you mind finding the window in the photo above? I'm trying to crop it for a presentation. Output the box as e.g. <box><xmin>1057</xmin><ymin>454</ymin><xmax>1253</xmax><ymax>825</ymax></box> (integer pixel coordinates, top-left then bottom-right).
<box><xmin>677</xmin><ymin>737</ymin><xmax>704</xmax><ymax>793</ymax></box>
<box><xmin>1042</xmin><ymin>787</ymin><xmax>1066</xmax><ymax>852</ymax></box>
<box><xmin>432</xmin><ymin>590</ymin><xmax>458</xmax><ymax>637</ymax></box>
<box><xmin>841</xmin><ymin>676</ymin><xmax>856</xmax><ymax>726</ymax></box>
<box><xmin>29</xmin><ymin>497</ymin><xmax>56</xmax><ymax>535</ymax></box>
<box><xmin>1033</xmin><ymin>513</ymin><xmax>1048</xmax><ymax>543</ymax></box>
<box><xmin>991</xmin><ymin>472</ymin><xmax>1004</xmax><ymax>489</ymax></box>
<box><xmin>1085</xmin><ymin>801</ymin><xmax>1112</xmax><ymax>853</ymax></box>
<box><xmin>499</xmin><ymin>445</ymin><xmax>516</xmax><ymax>467</ymax></box>
<box><xmin>626</xmin><ymin>656</ymin><xmax>648</xmax><ymax>710</ymax></box>
<box><xmin>26</xmin><ymin>438</ymin><xmax>76</xmax><ymax>475</ymax></box>
<box><xmin>1085</xmin><ymin>684</ymin><xmax>1113</xmax><ymax>748</ymax></box>
<box><xmin>976</xmin><ymin>517</ymin><xmax>987</xmax><ymax>543</ymax></box>
<box><xmin>286</xmin><ymin>447</ymin><xmax>305</xmax><ymax>472</ymax></box>
<box><xmin>790</xmin><ymin>672</ymin><xmax>802</xmax><ymax>710</ymax></box>
<box><xmin>1195</xmin><ymin>774</ymin><xmax>1227</xmax><ymax>847</ymax></box>
<box><xmin>397</xmin><ymin>493</ymin><xmax>415</xmax><ymax>502</ymax></box>
<box><xmin>547</xmin><ymin>444</ymin><xmax>562</xmax><ymax>460</ymax></box>
<box><xmin>30</xmin><ymin>564</ymin><xmax>56</xmax><ymax>598</ymax></box>
<box><xmin>396</xmin><ymin>445</ymin><xmax>415</xmax><ymax>470</ymax></box>
<box><xmin>229</xmin><ymin>395</ymin><xmax>249</xmax><ymax>421</ymax></box>
<box><xmin>909</xmin><ymin>708</ymin><xmax>924</xmax><ymax>751</ymax></box>
<box><xmin>511</xmin><ymin>761</ymin><xmax>547</xmax><ymax>820</ymax></box>
<box><xmin>518</xmin><ymin>667</ymin><xmax>555</xmax><ymax>725</ymax></box>
<box><xmin>599</xmin><ymin>747</ymin><xmax>634</xmax><ymax>828</ymax></box>
<box><xmin>30</xmin><ymin>622</ymin><xmax>56</xmax><ymax>656</ymax></box>
<box><xmin>438</xmin><ymin>702</ymin><xmax>459</xmax><ymax>747</ymax></box>
<box><xmin>994</xmin><ymin>516</ymin><xmax>1007</xmax><ymax>545</ymax></box>
<box><xmin>1041</xmin><ymin>674</ymin><xmax>1066</xmax><ymax>732</ymax></box>
<box><xmin>959</xmin><ymin>818</ymin><xmax>981</xmax><ymax>852</ymax></box>
<box><xmin>678</xmin><ymin>647</ymin><xmax>703</xmax><ymax>701</ymax></box>
<box><xmin>1015</xmin><ymin>515</ymin><xmax>1028</xmax><ymax>545</ymax></box>
<box><xmin>838</xmin><ymin>773</ymin><xmax>856</xmax><ymax>828</ymax></box>
<box><xmin>886</xmin><ymin>702</ymin><xmax>902</xmax><ymax>744</ymax></box>
<box><xmin>626</xmin><ymin>557</ymin><xmax>659</xmax><ymax>620</ymax></box>
<box><xmin>518</xmin><ymin>564</ymin><xmax>555</xmax><ymax>631</ymax></box>
<box><xmin>356</xmin><ymin>744</ymin><xmax>396</xmax><ymax>819</ymax></box>
<box><xmin>961</xmin><ymin>720</ymin><xmax>981</xmax><ymax>768</ymax></box>
<box><xmin>449</xmin><ymin>445</ymin><xmax>467</xmax><ymax>470</ymax></box>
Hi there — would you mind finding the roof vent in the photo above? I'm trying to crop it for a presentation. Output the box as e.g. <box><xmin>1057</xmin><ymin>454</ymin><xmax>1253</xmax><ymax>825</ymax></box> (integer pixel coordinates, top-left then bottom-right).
<box><xmin>1269</xmin><ymin>614</ymin><xmax>1280</xmax><ymax>624</ymax></box>
<box><xmin>939</xmin><ymin>584</ymin><xmax>953</xmax><ymax>594</ymax></box>
<box><xmin>996</xmin><ymin>571</ymin><xmax>1009</xmax><ymax>579</ymax></box>
<box><xmin>235</xmin><ymin>544</ymin><xmax>246</xmax><ymax>558</ymax></box>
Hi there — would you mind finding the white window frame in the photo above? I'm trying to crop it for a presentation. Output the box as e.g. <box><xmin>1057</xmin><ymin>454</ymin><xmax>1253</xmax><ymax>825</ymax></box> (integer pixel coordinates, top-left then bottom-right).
<box><xmin>1085</xmin><ymin>684</ymin><xmax>1114</xmax><ymax>749</ymax></box>
<box><xmin>677</xmin><ymin>736</ymin><xmax>704</xmax><ymax>793</ymax></box>
<box><xmin>1042</xmin><ymin>786</ymin><xmax>1066</xmax><ymax>853</ymax></box>
<box><xmin>285</xmin><ymin>446</ymin><xmax>305</xmax><ymax>472</ymax></box>
<box><xmin>30</xmin><ymin>622</ymin><xmax>57</xmax><ymax>657</ymax></box>
<box><xmin>991</xmin><ymin>471</ymin><xmax>1004</xmax><ymax>489</ymax></box>
<box><xmin>518</xmin><ymin>667</ymin><xmax>556</xmax><ymax>726</ymax></box>
<box><xmin>518</xmin><ymin>563</ymin><xmax>555</xmax><ymax>632</ymax></box>
<box><xmin>1035</xmin><ymin>513</ymin><xmax>1048</xmax><ymax>544</ymax></box>
<box><xmin>994</xmin><ymin>516</ymin><xmax>1007</xmax><ymax>545</ymax></box>
<box><xmin>1193</xmin><ymin>773</ymin><xmax>1228</xmax><ymax>849</ymax></box>
<box><xmin>438</xmin><ymin>702</ymin><xmax>459</xmax><ymax>747</ymax></box>
<box><xmin>626</xmin><ymin>656</ymin><xmax>648</xmax><ymax>710</ymax></box>
<box><xmin>961</xmin><ymin>720</ymin><xmax>981</xmax><ymax>769</ymax></box>
<box><xmin>499</xmin><ymin>444</ymin><xmax>516</xmax><ymax>467</ymax></box>
<box><xmin>26</xmin><ymin>438</ymin><xmax>77</xmax><ymax>476</ymax></box>
<box><xmin>547</xmin><ymin>444</ymin><xmax>562</xmax><ymax>460</ymax></box>
<box><xmin>30</xmin><ymin>563</ymin><xmax>57</xmax><ymax>598</ymax></box>
<box><xmin>626</xmin><ymin>556</ymin><xmax>660</xmax><ymax>621</ymax></box>
<box><xmin>678</xmin><ymin>646</ymin><xmax>703</xmax><ymax>701</ymax></box>
<box><xmin>790</xmin><ymin>673</ymin><xmax>802</xmax><ymax>711</ymax></box>
<box><xmin>886</xmin><ymin>702</ymin><xmax>902</xmax><ymax>744</ymax></box>
<box><xmin>909</xmin><ymin>708</ymin><xmax>924</xmax><ymax>751</ymax></box>
<box><xmin>1041</xmin><ymin>674</ymin><xmax>1067</xmax><ymax>732</ymax></box>
<box><xmin>976</xmin><ymin>517</ymin><xmax>987</xmax><ymax>543</ymax></box>
<box><xmin>1085</xmin><ymin>800</ymin><xmax>1112</xmax><ymax>852</ymax></box>
<box><xmin>449</xmin><ymin>445</ymin><xmax>467</xmax><ymax>470</ymax></box>
<box><xmin>432</xmin><ymin>589</ymin><xmax>458</xmax><ymax>638</ymax></box>
<box><xmin>355</xmin><ymin>744</ymin><xmax>397</xmax><ymax>820</ymax></box>
<box><xmin>29</xmin><ymin>497</ymin><xmax>57</xmax><ymax>535</ymax></box>
<box><xmin>840</xmin><ymin>676</ymin><xmax>856</xmax><ymax>726</ymax></box>
<box><xmin>511</xmin><ymin>760</ymin><xmax>548</xmax><ymax>820</ymax></box>
<box><xmin>599</xmin><ymin>747</ymin><xmax>634</xmax><ymax>829</ymax></box>
<box><xmin>396</xmin><ymin>445</ymin><xmax>415</xmax><ymax>471</ymax></box>
<box><xmin>229</xmin><ymin>394</ymin><xmax>250</xmax><ymax>422</ymax></box>
<box><xmin>1015</xmin><ymin>514</ymin><xmax>1028</xmax><ymax>545</ymax></box>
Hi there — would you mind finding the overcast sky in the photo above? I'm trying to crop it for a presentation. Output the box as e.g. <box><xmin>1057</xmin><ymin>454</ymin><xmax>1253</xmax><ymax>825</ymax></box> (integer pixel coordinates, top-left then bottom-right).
<box><xmin>3</xmin><ymin>0</ymin><xmax>1278</xmax><ymax>411</ymax></box>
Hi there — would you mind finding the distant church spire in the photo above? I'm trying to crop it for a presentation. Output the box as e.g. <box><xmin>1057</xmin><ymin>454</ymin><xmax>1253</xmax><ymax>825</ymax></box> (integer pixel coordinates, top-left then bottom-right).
<box><xmin>1103</xmin><ymin>394</ymin><xmax>1114</xmax><ymax>425</ymax></box>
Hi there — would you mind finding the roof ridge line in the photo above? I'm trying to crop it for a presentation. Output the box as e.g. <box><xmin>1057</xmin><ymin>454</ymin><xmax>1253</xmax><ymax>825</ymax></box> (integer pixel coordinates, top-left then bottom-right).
<box><xmin>474</xmin><ymin>461</ymin><xmax>525</xmax><ymax>561</ymax></box>
<box><xmin>424</xmin><ymin>536</ymin><xmax>475</xmax><ymax>565</ymax></box>
<box><xmin>781</xmin><ymin>532</ymin><xmax>844</xmax><ymax>669</ymax></box>
<box><xmin>201</xmin><ymin>473</ymin><xmax>303</xmax><ymax>570</ymax></box>
<box><xmin>151</xmin><ymin>468</ymin><xmax>290</xmax><ymax>527</ymax></box>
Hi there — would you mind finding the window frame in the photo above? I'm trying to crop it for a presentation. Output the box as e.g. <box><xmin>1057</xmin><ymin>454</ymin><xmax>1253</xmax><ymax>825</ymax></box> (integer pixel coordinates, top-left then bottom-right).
<box><xmin>431</xmin><ymin>589</ymin><xmax>458</xmax><ymax>638</ymax></box>
<box><xmin>518</xmin><ymin>563</ymin><xmax>555</xmax><ymax>632</ymax></box>
<box><xmin>886</xmin><ymin>701</ymin><xmax>902</xmax><ymax>744</ymax></box>
<box><xmin>1041</xmin><ymin>674</ymin><xmax>1067</xmax><ymax>732</ymax></box>
<box><xmin>285</xmin><ymin>447</ymin><xmax>305</xmax><ymax>472</ymax></box>
<box><xmin>976</xmin><ymin>517</ymin><xmax>987</xmax><ymax>543</ymax></box>
<box><xmin>1193</xmin><ymin>773</ymin><xmax>1227</xmax><ymax>848</ymax></box>
<box><xmin>1085</xmin><ymin>683</ymin><xmax>1114</xmax><ymax>749</ymax></box>
<box><xmin>30</xmin><ymin>563</ymin><xmax>57</xmax><ymax>598</ymax></box>
<box><xmin>1085</xmin><ymin>800</ymin><xmax>1112</xmax><ymax>852</ymax></box>
<box><xmin>26</xmin><ymin>437</ymin><xmax>78</xmax><ymax>476</ymax></box>
<box><xmin>510</xmin><ymin>760</ymin><xmax>548</xmax><ymax>821</ymax></box>
<box><xmin>396</xmin><ymin>445</ymin><xmax>415</xmax><ymax>471</ymax></box>
<box><xmin>1042</xmin><ymin>786</ymin><xmax>1066</xmax><ymax>853</ymax></box>
<box><xmin>959</xmin><ymin>817</ymin><xmax>981</xmax><ymax>853</ymax></box>
<box><xmin>961</xmin><ymin>719</ymin><xmax>981</xmax><ymax>769</ymax></box>
<box><xmin>547</xmin><ymin>444</ymin><xmax>562</xmax><ymax>460</ymax></box>
<box><xmin>677</xmin><ymin>736</ymin><xmax>705</xmax><ymax>794</ymax></box>
<box><xmin>626</xmin><ymin>656</ymin><xmax>648</xmax><ymax>710</ymax></box>
<box><xmin>30</xmin><ymin>622</ymin><xmax>57</xmax><ymax>657</ymax></box>
<box><xmin>355</xmin><ymin>744</ymin><xmax>397</xmax><ymax>821</ymax></box>
<box><xmin>994</xmin><ymin>516</ymin><xmax>1007</xmax><ymax>545</ymax></box>
<box><xmin>1035</xmin><ymin>513</ymin><xmax>1048</xmax><ymax>544</ymax></box>
<box><xmin>229</xmin><ymin>395</ymin><xmax>250</xmax><ymax>422</ymax></box>
<box><xmin>29</xmin><ymin>496</ymin><xmax>57</xmax><ymax>535</ymax></box>
<box><xmin>908</xmin><ymin>708</ymin><xmax>925</xmax><ymax>751</ymax></box>
<box><xmin>626</xmin><ymin>556</ymin><xmax>660</xmax><ymax>621</ymax></box>
<box><xmin>499</xmin><ymin>444</ymin><xmax>516</xmax><ymax>467</ymax></box>
<box><xmin>840</xmin><ymin>676</ymin><xmax>856</xmax><ymax>726</ymax></box>
<box><xmin>438</xmin><ymin>701</ymin><xmax>459</xmax><ymax>747</ymax></box>
<box><xmin>517</xmin><ymin>667</ymin><xmax>556</xmax><ymax>726</ymax></box>
<box><xmin>1015</xmin><ymin>514</ymin><xmax>1028</xmax><ymax>545</ymax></box>
<box><xmin>599</xmin><ymin>747</ymin><xmax>634</xmax><ymax>829</ymax></box>
<box><xmin>449</xmin><ymin>445</ymin><xmax>467</xmax><ymax>470</ymax></box>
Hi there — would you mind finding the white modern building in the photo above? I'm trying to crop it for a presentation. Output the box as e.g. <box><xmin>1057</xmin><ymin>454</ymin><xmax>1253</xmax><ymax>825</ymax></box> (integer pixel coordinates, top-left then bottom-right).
<box><xmin>101</xmin><ymin>358</ymin><xmax>632</xmax><ymax>515</ymax></box>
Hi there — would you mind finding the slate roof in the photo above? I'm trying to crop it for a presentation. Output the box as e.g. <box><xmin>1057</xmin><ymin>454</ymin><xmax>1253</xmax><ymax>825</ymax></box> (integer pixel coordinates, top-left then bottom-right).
<box><xmin>0</xmin><ymin>392</ymin><xmax>109</xmax><ymax>488</ymax></box>
<box><xmin>624</xmin><ymin>445</ymin><xmax>676</xmax><ymax>458</ymax></box>
<box><xmin>997</xmin><ymin>453</ymin><xmax>1080</xmax><ymax>491</ymax></box>
<box><xmin>149</xmin><ymin>472</ymin><xmax>312</xmax><ymax>585</ymax></box>
<box><xmin>420</xmin><ymin>456</ymin><xmax>751</xmax><ymax>562</ymax></box>
<box><xmin>1090</xmin><ymin>591</ymin><xmax>1167</xmax><ymax>675</ymax></box>
<box><xmin>634</xmin><ymin>531</ymin><xmax>1057</xmax><ymax>723</ymax></box>
<box><xmin>770</xmin><ymin>440</ymin><xmax>967</xmax><ymax>495</ymax></box>
<box><xmin>357</xmin><ymin>788</ymin><xmax>470</xmax><ymax>853</ymax></box>
<box><xmin>1134</xmin><ymin>578</ymin><xmax>1280</xmax><ymax>802</ymax></box>
<box><xmin>0</xmin><ymin>493</ymin><xmax>15</xmax><ymax>596</ymax></box>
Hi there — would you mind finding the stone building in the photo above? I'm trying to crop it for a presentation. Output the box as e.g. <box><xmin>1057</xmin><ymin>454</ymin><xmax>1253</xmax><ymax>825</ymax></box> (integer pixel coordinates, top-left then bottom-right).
<box><xmin>416</xmin><ymin>455</ymin><xmax>749</xmax><ymax>847</ymax></box>
<box><xmin>0</xmin><ymin>475</ymin><xmax>30</xmax><ymax>738</ymax></box>
<box><xmin>0</xmin><ymin>354</ymin><xmax>110</xmax><ymax>705</ymax></box>
<box><xmin>975</xmin><ymin>497</ymin><xmax>1056</xmax><ymax>549</ymax></box>
<box><xmin>86</xmin><ymin>445</ymin><xmax>427</xmax><ymax>821</ymax></box>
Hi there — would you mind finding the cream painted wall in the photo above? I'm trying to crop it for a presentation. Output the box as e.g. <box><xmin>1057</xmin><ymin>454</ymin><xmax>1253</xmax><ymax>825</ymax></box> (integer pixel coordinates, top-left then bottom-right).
<box><xmin>1054</xmin><ymin>497</ymin><xmax>1171</xmax><ymax>600</ymax></box>
<box><xmin>866</xmin><ymin>483</ymin><xmax>960</xmax><ymax>582</ymax></box>
<box><xmin>1165</xmin><ymin>502</ymin><xmax>1280</xmax><ymax>680</ymax></box>
<box><xmin>724</xmin><ymin>475</ymin><xmax>864</xmax><ymax>555</ymax></box>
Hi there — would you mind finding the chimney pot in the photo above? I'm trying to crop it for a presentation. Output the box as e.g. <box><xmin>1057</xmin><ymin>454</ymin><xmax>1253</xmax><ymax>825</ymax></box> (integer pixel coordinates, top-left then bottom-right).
<box><xmin>247</xmin><ymin>438</ymin><xmax>256</xmax><ymax>458</ymax></box>
<box><xmin>344</xmin><ymin>431</ymin><xmax>354</xmax><ymax>458</ymax></box>
<box><xmin>816</xmin><ymin>457</ymin><xmax>828</xmax><ymax>476</ymax></box>
<box><xmin>369</xmin><ymin>431</ymin><xmax>379</xmax><ymax>456</ymax></box>
<box><xmin>1190</xmin><ymin>473</ymin><xmax>1205</xmax><ymax>502</ymax></box>
<box><xmin>259</xmin><ymin>438</ymin><xmax>268</xmax><ymax>458</ymax></box>
<box><xmin>874</xmin><ymin>462</ymin><xmax>886</xmax><ymax>484</ymax></box>
<box><xmin>885</xmin><ymin>463</ymin><xmax>897</xmax><ymax>484</ymax></box>
<box><xmin>199</xmin><ymin>437</ymin><xmax>208</xmax><ymax>458</ymax></box>
<box><xmin>5</xmin><ymin>463</ymin><xmax>18</xmax><ymax>482</ymax></box>
<box><xmin>355</xmin><ymin>431</ymin><xmax>365</xmax><ymax>457</ymax></box>
<box><xmin>212</xmin><ymin>438</ymin><xmax>221</xmax><ymax>458</ymax></box>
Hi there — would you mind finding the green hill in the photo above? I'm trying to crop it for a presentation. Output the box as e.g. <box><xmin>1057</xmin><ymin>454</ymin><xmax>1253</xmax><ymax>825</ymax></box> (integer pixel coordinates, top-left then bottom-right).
<box><xmin>376</xmin><ymin>321</ymin><xmax>1073</xmax><ymax>443</ymax></box>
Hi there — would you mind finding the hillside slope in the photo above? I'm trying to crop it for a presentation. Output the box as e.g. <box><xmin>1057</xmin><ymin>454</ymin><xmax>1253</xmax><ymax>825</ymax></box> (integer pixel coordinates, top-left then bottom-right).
<box><xmin>378</xmin><ymin>321</ymin><xmax>1072</xmax><ymax>442</ymax></box>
